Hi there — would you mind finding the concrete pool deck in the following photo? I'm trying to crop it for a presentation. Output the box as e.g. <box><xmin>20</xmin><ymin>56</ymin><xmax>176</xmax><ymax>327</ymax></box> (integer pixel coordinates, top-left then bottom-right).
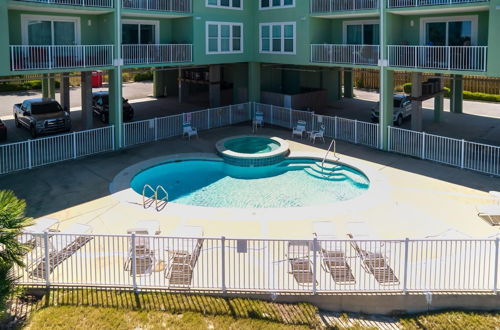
<box><xmin>1</xmin><ymin>124</ymin><xmax>499</xmax><ymax>240</ymax></box>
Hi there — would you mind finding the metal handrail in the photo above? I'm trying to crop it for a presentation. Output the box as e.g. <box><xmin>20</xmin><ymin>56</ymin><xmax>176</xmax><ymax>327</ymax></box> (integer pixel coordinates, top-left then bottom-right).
<box><xmin>321</xmin><ymin>139</ymin><xmax>339</xmax><ymax>176</ymax></box>
<box><xmin>155</xmin><ymin>185</ymin><xmax>169</xmax><ymax>211</ymax></box>
<box><xmin>142</xmin><ymin>184</ymin><xmax>155</xmax><ymax>209</ymax></box>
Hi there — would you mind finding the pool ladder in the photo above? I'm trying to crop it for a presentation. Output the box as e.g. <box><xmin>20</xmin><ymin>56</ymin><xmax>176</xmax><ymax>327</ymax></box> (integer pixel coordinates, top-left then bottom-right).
<box><xmin>142</xmin><ymin>184</ymin><xmax>169</xmax><ymax>211</ymax></box>
<box><xmin>320</xmin><ymin>139</ymin><xmax>340</xmax><ymax>177</ymax></box>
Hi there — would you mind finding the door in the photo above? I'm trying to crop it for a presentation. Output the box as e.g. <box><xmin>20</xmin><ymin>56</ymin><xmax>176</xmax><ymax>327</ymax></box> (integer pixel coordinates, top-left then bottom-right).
<box><xmin>424</xmin><ymin>19</ymin><xmax>473</xmax><ymax>46</ymax></box>
<box><xmin>25</xmin><ymin>18</ymin><xmax>78</xmax><ymax>45</ymax></box>
<box><xmin>122</xmin><ymin>22</ymin><xmax>157</xmax><ymax>44</ymax></box>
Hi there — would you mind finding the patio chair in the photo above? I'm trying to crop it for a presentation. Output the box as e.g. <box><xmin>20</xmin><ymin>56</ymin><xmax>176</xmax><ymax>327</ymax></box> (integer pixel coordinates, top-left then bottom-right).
<box><xmin>347</xmin><ymin>221</ymin><xmax>399</xmax><ymax>285</ymax></box>
<box><xmin>292</xmin><ymin>120</ymin><xmax>307</xmax><ymax>139</ymax></box>
<box><xmin>20</xmin><ymin>217</ymin><xmax>60</xmax><ymax>247</ymax></box>
<box><xmin>124</xmin><ymin>223</ymin><xmax>161</xmax><ymax>276</ymax></box>
<box><xmin>477</xmin><ymin>204</ymin><xmax>500</xmax><ymax>226</ymax></box>
<box><xmin>165</xmin><ymin>226</ymin><xmax>204</xmax><ymax>287</ymax></box>
<box><xmin>288</xmin><ymin>257</ymin><xmax>316</xmax><ymax>286</ymax></box>
<box><xmin>127</xmin><ymin>220</ymin><xmax>161</xmax><ymax>236</ymax></box>
<box><xmin>183</xmin><ymin>122</ymin><xmax>198</xmax><ymax>140</ymax></box>
<box><xmin>287</xmin><ymin>240</ymin><xmax>310</xmax><ymax>259</ymax></box>
<box><xmin>310</xmin><ymin>125</ymin><xmax>325</xmax><ymax>144</ymax></box>
<box><xmin>27</xmin><ymin>223</ymin><xmax>93</xmax><ymax>279</ymax></box>
<box><xmin>313</xmin><ymin>222</ymin><xmax>355</xmax><ymax>284</ymax></box>
<box><xmin>253</xmin><ymin>111</ymin><xmax>264</xmax><ymax>129</ymax></box>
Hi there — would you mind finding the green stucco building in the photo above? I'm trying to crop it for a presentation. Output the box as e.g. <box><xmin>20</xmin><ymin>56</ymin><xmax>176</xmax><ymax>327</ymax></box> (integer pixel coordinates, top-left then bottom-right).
<box><xmin>1</xmin><ymin>0</ymin><xmax>499</xmax><ymax>148</ymax></box>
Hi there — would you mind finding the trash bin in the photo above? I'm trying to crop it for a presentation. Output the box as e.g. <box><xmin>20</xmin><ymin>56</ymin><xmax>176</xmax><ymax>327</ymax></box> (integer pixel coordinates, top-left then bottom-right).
<box><xmin>91</xmin><ymin>71</ymin><xmax>103</xmax><ymax>88</ymax></box>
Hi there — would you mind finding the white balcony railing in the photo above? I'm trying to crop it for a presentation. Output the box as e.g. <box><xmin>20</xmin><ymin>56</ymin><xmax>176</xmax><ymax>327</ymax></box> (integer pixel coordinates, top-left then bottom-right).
<box><xmin>388</xmin><ymin>0</ymin><xmax>488</xmax><ymax>8</ymax></box>
<box><xmin>310</xmin><ymin>0</ymin><xmax>379</xmax><ymax>12</ymax></box>
<box><xmin>311</xmin><ymin>44</ymin><xmax>380</xmax><ymax>66</ymax></box>
<box><xmin>122</xmin><ymin>44</ymin><xmax>192</xmax><ymax>65</ymax></box>
<box><xmin>10</xmin><ymin>45</ymin><xmax>114</xmax><ymax>71</ymax></box>
<box><xmin>122</xmin><ymin>0</ymin><xmax>191</xmax><ymax>12</ymax></box>
<box><xmin>13</xmin><ymin>0</ymin><xmax>113</xmax><ymax>7</ymax></box>
<box><xmin>388</xmin><ymin>45</ymin><xmax>488</xmax><ymax>72</ymax></box>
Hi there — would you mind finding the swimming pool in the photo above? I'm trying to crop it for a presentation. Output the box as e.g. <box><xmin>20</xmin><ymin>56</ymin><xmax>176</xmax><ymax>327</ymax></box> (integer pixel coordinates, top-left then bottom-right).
<box><xmin>216</xmin><ymin>136</ymin><xmax>289</xmax><ymax>167</ymax></box>
<box><xmin>224</xmin><ymin>137</ymin><xmax>280</xmax><ymax>154</ymax></box>
<box><xmin>130</xmin><ymin>159</ymin><xmax>370</xmax><ymax>208</ymax></box>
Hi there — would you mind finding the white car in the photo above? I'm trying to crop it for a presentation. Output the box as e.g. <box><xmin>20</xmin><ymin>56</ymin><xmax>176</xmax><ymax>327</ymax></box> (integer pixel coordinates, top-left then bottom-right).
<box><xmin>371</xmin><ymin>94</ymin><xmax>413</xmax><ymax>126</ymax></box>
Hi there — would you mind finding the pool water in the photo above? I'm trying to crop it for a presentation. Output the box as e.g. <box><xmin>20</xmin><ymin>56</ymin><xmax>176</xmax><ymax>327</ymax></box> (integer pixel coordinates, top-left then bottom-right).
<box><xmin>130</xmin><ymin>159</ymin><xmax>370</xmax><ymax>208</ymax></box>
<box><xmin>224</xmin><ymin>137</ymin><xmax>280</xmax><ymax>154</ymax></box>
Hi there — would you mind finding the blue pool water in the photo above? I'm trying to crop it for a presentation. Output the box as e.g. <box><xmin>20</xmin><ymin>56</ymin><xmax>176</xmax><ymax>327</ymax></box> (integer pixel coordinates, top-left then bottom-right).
<box><xmin>130</xmin><ymin>159</ymin><xmax>370</xmax><ymax>208</ymax></box>
<box><xmin>224</xmin><ymin>137</ymin><xmax>280</xmax><ymax>154</ymax></box>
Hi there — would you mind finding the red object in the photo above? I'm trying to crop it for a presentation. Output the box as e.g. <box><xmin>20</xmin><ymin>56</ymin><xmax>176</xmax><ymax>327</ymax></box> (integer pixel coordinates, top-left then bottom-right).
<box><xmin>91</xmin><ymin>71</ymin><xmax>103</xmax><ymax>88</ymax></box>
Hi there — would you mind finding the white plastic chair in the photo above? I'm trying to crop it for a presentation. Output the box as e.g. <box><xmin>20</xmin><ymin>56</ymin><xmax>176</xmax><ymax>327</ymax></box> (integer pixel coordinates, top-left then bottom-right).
<box><xmin>310</xmin><ymin>125</ymin><xmax>325</xmax><ymax>144</ymax></box>
<box><xmin>183</xmin><ymin>122</ymin><xmax>198</xmax><ymax>140</ymax></box>
<box><xmin>292</xmin><ymin>120</ymin><xmax>307</xmax><ymax>139</ymax></box>
<box><xmin>253</xmin><ymin>111</ymin><xmax>264</xmax><ymax>128</ymax></box>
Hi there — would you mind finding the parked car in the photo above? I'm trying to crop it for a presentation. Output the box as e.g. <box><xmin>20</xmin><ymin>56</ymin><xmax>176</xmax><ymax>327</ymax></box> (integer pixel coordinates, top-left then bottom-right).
<box><xmin>0</xmin><ymin>119</ymin><xmax>6</xmax><ymax>142</ymax></box>
<box><xmin>92</xmin><ymin>91</ymin><xmax>134</xmax><ymax>123</ymax></box>
<box><xmin>371</xmin><ymin>94</ymin><xmax>413</xmax><ymax>126</ymax></box>
<box><xmin>13</xmin><ymin>98</ymin><xmax>71</xmax><ymax>138</ymax></box>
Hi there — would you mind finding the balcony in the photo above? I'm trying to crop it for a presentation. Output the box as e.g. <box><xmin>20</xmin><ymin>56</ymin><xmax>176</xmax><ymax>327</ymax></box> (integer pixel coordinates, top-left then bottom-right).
<box><xmin>122</xmin><ymin>0</ymin><xmax>191</xmax><ymax>12</ymax></box>
<box><xmin>388</xmin><ymin>0</ymin><xmax>489</xmax><ymax>8</ymax></box>
<box><xmin>12</xmin><ymin>0</ymin><xmax>113</xmax><ymax>8</ymax></box>
<box><xmin>10</xmin><ymin>45</ymin><xmax>114</xmax><ymax>71</ymax></box>
<box><xmin>311</xmin><ymin>44</ymin><xmax>380</xmax><ymax>66</ymax></box>
<box><xmin>310</xmin><ymin>0</ymin><xmax>379</xmax><ymax>13</ymax></box>
<box><xmin>122</xmin><ymin>44</ymin><xmax>192</xmax><ymax>65</ymax></box>
<box><xmin>387</xmin><ymin>45</ymin><xmax>487</xmax><ymax>71</ymax></box>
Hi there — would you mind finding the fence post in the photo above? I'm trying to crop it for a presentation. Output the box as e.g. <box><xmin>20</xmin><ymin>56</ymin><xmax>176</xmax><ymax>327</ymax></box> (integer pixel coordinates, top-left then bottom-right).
<box><xmin>154</xmin><ymin>117</ymin><xmax>158</xmax><ymax>141</ymax></box>
<box><xmin>44</xmin><ymin>232</ymin><xmax>50</xmax><ymax>288</ymax></box>
<box><xmin>289</xmin><ymin>108</ymin><xmax>292</xmax><ymax>128</ymax></box>
<box><xmin>229</xmin><ymin>104</ymin><xmax>232</xmax><ymax>125</ymax></box>
<box><xmin>494</xmin><ymin>238</ymin><xmax>499</xmax><ymax>294</ymax></box>
<box><xmin>72</xmin><ymin>131</ymin><xmax>77</xmax><ymax>159</ymax></box>
<box><xmin>334</xmin><ymin>116</ymin><xmax>338</xmax><ymax>139</ymax></box>
<box><xmin>270</xmin><ymin>104</ymin><xmax>274</xmax><ymax>125</ymax></box>
<box><xmin>387</xmin><ymin>126</ymin><xmax>391</xmax><ymax>151</ymax></box>
<box><xmin>312</xmin><ymin>237</ymin><xmax>317</xmax><ymax>295</ymax></box>
<box><xmin>421</xmin><ymin>132</ymin><xmax>426</xmax><ymax>159</ymax></box>
<box><xmin>123</xmin><ymin>123</ymin><xmax>127</xmax><ymax>148</ymax></box>
<box><xmin>131</xmin><ymin>233</ymin><xmax>138</xmax><ymax>292</ymax></box>
<box><xmin>354</xmin><ymin>119</ymin><xmax>358</xmax><ymax>144</ymax></box>
<box><xmin>403</xmin><ymin>238</ymin><xmax>409</xmax><ymax>294</ymax></box>
<box><xmin>460</xmin><ymin>139</ymin><xmax>465</xmax><ymax>169</ymax></box>
<box><xmin>111</xmin><ymin>125</ymin><xmax>115</xmax><ymax>150</ymax></box>
<box><xmin>207</xmin><ymin>110</ymin><xmax>211</xmax><ymax>130</ymax></box>
<box><xmin>28</xmin><ymin>139</ymin><xmax>32</xmax><ymax>169</ymax></box>
<box><xmin>221</xmin><ymin>236</ymin><xmax>226</xmax><ymax>293</ymax></box>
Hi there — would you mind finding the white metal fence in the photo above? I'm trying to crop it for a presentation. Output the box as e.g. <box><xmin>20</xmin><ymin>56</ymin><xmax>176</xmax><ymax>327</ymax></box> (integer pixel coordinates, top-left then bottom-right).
<box><xmin>14</xmin><ymin>232</ymin><xmax>500</xmax><ymax>293</ymax></box>
<box><xmin>13</xmin><ymin>0</ymin><xmax>113</xmax><ymax>7</ymax></box>
<box><xmin>311</xmin><ymin>44</ymin><xmax>380</xmax><ymax>66</ymax></box>
<box><xmin>388</xmin><ymin>45</ymin><xmax>488</xmax><ymax>72</ymax></box>
<box><xmin>10</xmin><ymin>45</ymin><xmax>114</xmax><ymax>71</ymax></box>
<box><xmin>122</xmin><ymin>0</ymin><xmax>191</xmax><ymax>11</ymax></box>
<box><xmin>0</xmin><ymin>127</ymin><xmax>114</xmax><ymax>175</ymax></box>
<box><xmin>310</xmin><ymin>0</ymin><xmax>379</xmax><ymax>12</ymax></box>
<box><xmin>388</xmin><ymin>0</ymin><xmax>489</xmax><ymax>8</ymax></box>
<box><xmin>122</xmin><ymin>44</ymin><xmax>192</xmax><ymax>65</ymax></box>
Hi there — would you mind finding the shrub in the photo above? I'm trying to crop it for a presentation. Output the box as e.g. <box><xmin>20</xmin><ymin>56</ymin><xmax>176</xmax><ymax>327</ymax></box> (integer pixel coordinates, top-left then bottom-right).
<box><xmin>403</xmin><ymin>83</ymin><xmax>412</xmax><ymax>94</ymax></box>
<box><xmin>0</xmin><ymin>80</ymin><xmax>60</xmax><ymax>93</ymax></box>
<box><xmin>133</xmin><ymin>71</ymin><xmax>154</xmax><ymax>82</ymax></box>
<box><xmin>463</xmin><ymin>91</ymin><xmax>500</xmax><ymax>102</ymax></box>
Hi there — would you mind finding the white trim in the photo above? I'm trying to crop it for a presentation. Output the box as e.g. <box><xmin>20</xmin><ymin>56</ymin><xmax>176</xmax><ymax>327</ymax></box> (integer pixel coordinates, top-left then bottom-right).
<box><xmin>259</xmin><ymin>22</ymin><xmax>296</xmax><ymax>55</ymax></box>
<box><xmin>122</xmin><ymin>19</ymin><xmax>160</xmax><ymax>45</ymax></box>
<box><xmin>206</xmin><ymin>0</ymin><xmax>243</xmax><ymax>10</ymax></box>
<box><xmin>259</xmin><ymin>0</ymin><xmax>295</xmax><ymax>10</ymax></box>
<box><xmin>205</xmin><ymin>21</ymin><xmax>244</xmax><ymax>55</ymax></box>
<box><xmin>419</xmin><ymin>15</ymin><xmax>478</xmax><ymax>46</ymax></box>
<box><xmin>21</xmin><ymin>14</ymin><xmax>81</xmax><ymax>45</ymax></box>
<box><xmin>342</xmin><ymin>19</ymin><xmax>379</xmax><ymax>44</ymax></box>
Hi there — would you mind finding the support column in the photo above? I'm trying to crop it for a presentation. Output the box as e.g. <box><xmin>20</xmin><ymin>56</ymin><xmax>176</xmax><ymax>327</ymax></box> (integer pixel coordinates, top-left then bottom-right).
<box><xmin>248</xmin><ymin>62</ymin><xmax>261</xmax><ymax>103</ymax></box>
<box><xmin>209</xmin><ymin>65</ymin><xmax>221</xmax><ymax>107</ymax></box>
<box><xmin>434</xmin><ymin>76</ymin><xmax>443</xmax><ymax>122</ymax></box>
<box><xmin>177</xmin><ymin>67</ymin><xmax>188</xmax><ymax>103</ymax></box>
<box><xmin>59</xmin><ymin>73</ymin><xmax>70</xmax><ymax>112</ymax></box>
<box><xmin>41</xmin><ymin>74</ymin><xmax>49</xmax><ymax>98</ymax></box>
<box><xmin>321</xmin><ymin>69</ymin><xmax>341</xmax><ymax>104</ymax></box>
<box><xmin>379</xmin><ymin>69</ymin><xmax>394</xmax><ymax>150</ymax></box>
<box><xmin>343</xmin><ymin>70</ymin><xmax>354</xmax><ymax>98</ymax></box>
<box><xmin>450</xmin><ymin>75</ymin><xmax>463</xmax><ymax>114</ymax></box>
<box><xmin>0</xmin><ymin>1</ymin><xmax>9</xmax><ymax>77</ymax></box>
<box><xmin>153</xmin><ymin>69</ymin><xmax>166</xmax><ymax>98</ymax></box>
<box><xmin>109</xmin><ymin>68</ymin><xmax>123</xmax><ymax>147</ymax></box>
<box><xmin>48</xmin><ymin>74</ymin><xmax>56</xmax><ymax>99</ymax></box>
<box><xmin>410</xmin><ymin>72</ymin><xmax>423</xmax><ymax>132</ymax></box>
<box><xmin>81</xmin><ymin>71</ymin><xmax>93</xmax><ymax>129</ymax></box>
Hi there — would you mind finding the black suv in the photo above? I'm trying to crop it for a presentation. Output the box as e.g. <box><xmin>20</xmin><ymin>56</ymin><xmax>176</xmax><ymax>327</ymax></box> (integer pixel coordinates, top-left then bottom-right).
<box><xmin>92</xmin><ymin>91</ymin><xmax>134</xmax><ymax>123</ymax></box>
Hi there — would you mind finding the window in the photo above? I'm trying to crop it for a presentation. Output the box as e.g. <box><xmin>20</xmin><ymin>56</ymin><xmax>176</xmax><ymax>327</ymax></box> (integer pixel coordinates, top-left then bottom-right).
<box><xmin>421</xmin><ymin>16</ymin><xmax>477</xmax><ymax>46</ymax></box>
<box><xmin>22</xmin><ymin>15</ymin><xmax>80</xmax><ymax>45</ymax></box>
<box><xmin>260</xmin><ymin>0</ymin><xmax>294</xmax><ymax>9</ymax></box>
<box><xmin>343</xmin><ymin>20</ymin><xmax>380</xmax><ymax>45</ymax></box>
<box><xmin>260</xmin><ymin>23</ymin><xmax>295</xmax><ymax>54</ymax></box>
<box><xmin>206</xmin><ymin>22</ymin><xmax>243</xmax><ymax>54</ymax></box>
<box><xmin>122</xmin><ymin>20</ymin><xmax>159</xmax><ymax>45</ymax></box>
<box><xmin>207</xmin><ymin>0</ymin><xmax>242</xmax><ymax>9</ymax></box>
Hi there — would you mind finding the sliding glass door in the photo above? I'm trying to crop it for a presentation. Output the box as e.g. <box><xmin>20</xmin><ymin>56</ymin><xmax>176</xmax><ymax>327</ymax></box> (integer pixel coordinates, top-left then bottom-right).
<box><xmin>24</xmin><ymin>17</ymin><xmax>78</xmax><ymax>45</ymax></box>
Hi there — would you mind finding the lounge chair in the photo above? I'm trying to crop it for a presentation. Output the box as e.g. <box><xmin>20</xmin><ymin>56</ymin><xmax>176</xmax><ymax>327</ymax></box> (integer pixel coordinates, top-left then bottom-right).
<box><xmin>127</xmin><ymin>220</ymin><xmax>161</xmax><ymax>236</ymax></box>
<box><xmin>27</xmin><ymin>223</ymin><xmax>93</xmax><ymax>279</ymax></box>
<box><xmin>165</xmin><ymin>226</ymin><xmax>204</xmax><ymax>287</ymax></box>
<box><xmin>313</xmin><ymin>222</ymin><xmax>355</xmax><ymax>284</ymax></box>
<box><xmin>183</xmin><ymin>122</ymin><xmax>198</xmax><ymax>140</ymax></box>
<box><xmin>292</xmin><ymin>120</ymin><xmax>307</xmax><ymax>139</ymax></box>
<box><xmin>310</xmin><ymin>125</ymin><xmax>325</xmax><ymax>144</ymax></box>
<box><xmin>286</xmin><ymin>240</ymin><xmax>316</xmax><ymax>286</ymax></box>
<box><xmin>477</xmin><ymin>204</ymin><xmax>500</xmax><ymax>226</ymax></box>
<box><xmin>253</xmin><ymin>111</ymin><xmax>264</xmax><ymax>129</ymax></box>
<box><xmin>20</xmin><ymin>217</ymin><xmax>60</xmax><ymax>247</ymax></box>
<box><xmin>347</xmin><ymin>221</ymin><xmax>399</xmax><ymax>285</ymax></box>
<box><xmin>124</xmin><ymin>221</ymin><xmax>161</xmax><ymax>276</ymax></box>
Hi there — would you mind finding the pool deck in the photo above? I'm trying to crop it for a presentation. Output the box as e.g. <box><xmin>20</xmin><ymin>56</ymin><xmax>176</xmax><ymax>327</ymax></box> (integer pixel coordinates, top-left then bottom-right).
<box><xmin>1</xmin><ymin>124</ymin><xmax>500</xmax><ymax>240</ymax></box>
